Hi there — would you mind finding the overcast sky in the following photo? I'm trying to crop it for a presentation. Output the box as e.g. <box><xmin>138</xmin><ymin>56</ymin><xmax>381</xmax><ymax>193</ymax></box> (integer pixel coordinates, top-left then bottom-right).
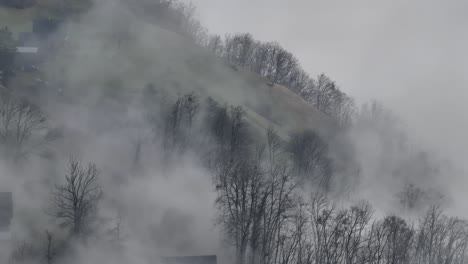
<box><xmin>185</xmin><ymin>0</ymin><xmax>468</xmax><ymax>196</ymax></box>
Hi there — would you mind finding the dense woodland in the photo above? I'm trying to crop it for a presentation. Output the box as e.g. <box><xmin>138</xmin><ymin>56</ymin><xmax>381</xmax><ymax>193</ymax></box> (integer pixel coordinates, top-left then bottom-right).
<box><xmin>0</xmin><ymin>0</ymin><xmax>466</xmax><ymax>264</ymax></box>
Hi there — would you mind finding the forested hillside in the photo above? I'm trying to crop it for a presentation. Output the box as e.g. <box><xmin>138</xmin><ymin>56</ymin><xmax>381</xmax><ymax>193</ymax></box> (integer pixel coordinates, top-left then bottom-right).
<box><xmin>0</xmin><ymin>0</ymin><xmax>465</xmax><ymax>263</ymax></box>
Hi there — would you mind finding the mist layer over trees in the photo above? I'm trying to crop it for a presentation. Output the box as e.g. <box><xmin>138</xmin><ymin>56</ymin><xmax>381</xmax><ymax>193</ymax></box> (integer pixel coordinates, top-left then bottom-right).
<box><xmin>0</xmin><ymin>0</ymin><xmax>464</xmax><ymax>263</ymax></box>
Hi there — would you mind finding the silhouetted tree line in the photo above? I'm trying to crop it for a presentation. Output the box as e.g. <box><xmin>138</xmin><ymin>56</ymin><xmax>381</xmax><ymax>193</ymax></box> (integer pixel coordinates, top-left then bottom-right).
<box><xmin>0</xmin><ymin>89</ymin><xmax>57</xmax><ymax>162</ymax></box>
<box><xmin>2</xmin><ymin>0</ymin><xmax>354</xmax><ymax>126</ymax></box>
<box><xmin>125</xmin><ymin>2</ymin><xmax>355</xmax><ymax>126</ymax></box>
<box><xmin>197</xmin><ymin>33</ymin><xmax>355</xmax><ymax>126</ymax></box>
<box><xmin>3</xmin><ymin>87</ymin><xmax>464</xmax><ymax>264</ymax></box>
<box><xmin>217</xmin><ymin>189</ymin><xmax>468</xmax><ymax>264</ymax></box>
<box><xmin>142</xmin><ymin>92</ymin><xmax>468</xmax><ymax>264</ymax></box>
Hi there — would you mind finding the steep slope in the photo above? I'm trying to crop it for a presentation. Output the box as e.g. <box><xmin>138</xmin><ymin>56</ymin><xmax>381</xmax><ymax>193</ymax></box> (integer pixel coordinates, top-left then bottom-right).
<box><xmin>238</xmin><ymin>69</ymin><xmax>336</xmax><ymax>137</ymax></box>
<box><xmin>38</xmin><ymin>2</ymin><xmax>334</xmax><ymax>142</ymax></box>
<box><xmin>0</xmin><ymin>6</ymin><xmax>34</xmax><ymax>37</ymax></box>
<box><xmin>2</xmin><ymin>0</ymin><xmax>334</xmax><ymax>142</ymax></box>
<box><xmin>0</xmin><ymin>4</ymin><xmax>59</xmax><ymax>36</ymax></box>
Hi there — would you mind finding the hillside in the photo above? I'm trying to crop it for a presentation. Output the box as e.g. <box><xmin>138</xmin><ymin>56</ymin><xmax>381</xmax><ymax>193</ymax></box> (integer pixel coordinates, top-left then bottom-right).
<box><xmin>0</xmin><ymin>6</ymin><xmax>34</xmax><ymax>36</ymax></box>
<box><xmin>0</xmin><ymin>0</ymin><xmax>91</xmax><ymax>38</ymax></box>
<box><xmin>1</xmin><ymin>1</ymin><xmax>334</xmax><ymax>142</ymax></box>
<box><xmin>37</xmin><ymin>5</ymin><xmax>335</xmax><ymax>142</ymax></box>
<box><xmin>1</xmin><ymin>1</ymin><xmax>465</xmax><ymax>264</ymax></box>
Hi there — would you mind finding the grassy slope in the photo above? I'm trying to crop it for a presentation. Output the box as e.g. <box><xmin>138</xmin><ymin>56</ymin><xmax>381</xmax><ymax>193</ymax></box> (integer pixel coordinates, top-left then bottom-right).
<box><xmin>0</xmin><ymin>7</ymin><xmax>34</xmax><ymax>37</ymax></box>
<box><xmin>0</xmin><ymin>0</ymin><xmax>90</xmax><ymax>36</ymax></box>
<box><xmin>172</xmin><ymin>36</ymin><xmax>336</xmax><ymax>138</ymax></box>
<box><xmin>238</xmin><ymin>69</ymin><xmax>336</xmax><ymax>137</ymax></box>
<box><xmin>118</xmin><ymin>1</ymin><xmax>335</xmax><ymax>136</ymax></box>
<box><xmin>3</xmin><ymin>3</ymin><xmax>335</xmax><ymax>141</ymax></box>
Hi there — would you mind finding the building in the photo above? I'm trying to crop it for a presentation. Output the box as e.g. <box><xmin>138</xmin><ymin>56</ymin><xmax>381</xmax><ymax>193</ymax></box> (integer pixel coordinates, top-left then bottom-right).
<box><xmin>15</xmin><ymin>46</ymin><xmax>40</xmax><ymax>72</ymax></box>
<box><xmin>162</xmin><ymin>255</ymin><xmax>217</xmax><ymax>264</ymax></box>
<box><xmin>17</xmin><ymin>46</ymin><xmax>38</xmax><ymax>54</ymax></box>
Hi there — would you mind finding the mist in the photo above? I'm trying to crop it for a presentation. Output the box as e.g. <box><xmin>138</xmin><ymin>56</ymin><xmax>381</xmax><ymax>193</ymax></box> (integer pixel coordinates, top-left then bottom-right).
<box><xmin>1</xmin><ymin>0</ymin><xmax>468</xmax><ymax>263</ymax></box>
<box><xmin>1</xmin><ymin>0</ymin><xmax>227</xmax><ymax>262</ymax></box>
<box><xmin>187</xmin><ymin>0</ymin><xmax>468</xmax><ymax>212</ymax></box>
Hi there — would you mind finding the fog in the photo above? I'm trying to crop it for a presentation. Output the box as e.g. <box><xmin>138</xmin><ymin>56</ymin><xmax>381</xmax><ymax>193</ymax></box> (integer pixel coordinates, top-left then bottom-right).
<box><xmin>1</xmin><ymin>0</ymin><xmax>468</xmax><ymax>263</ymax></box>
<box><xmin>186</xmin><ymin>0</ymin><xmax>468</xmax><ymax>211</ymax></box>
<box><xmin>1</xmin><ymin>1</ymin><xmax>227</xmax><ymax>262</ymax></box>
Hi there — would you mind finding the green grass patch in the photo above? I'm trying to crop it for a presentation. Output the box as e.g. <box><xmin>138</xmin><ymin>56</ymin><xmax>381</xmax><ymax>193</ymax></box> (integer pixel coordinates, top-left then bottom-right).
<box><xmin>0</xmin><ymin>7</ymin><xmax>35</xmax><ymax>37</ymax></box>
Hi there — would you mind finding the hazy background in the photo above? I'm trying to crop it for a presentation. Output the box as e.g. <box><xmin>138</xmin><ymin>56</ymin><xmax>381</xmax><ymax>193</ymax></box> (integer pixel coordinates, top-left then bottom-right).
<box><xmin>184</xmin><ymin>0</ymin><xmax>468</xmax><ymax>209</ymax></box>
<box><xmin>2</xmin><ymin>0</ymin><xmax>467</xmax><ymax>262</ymax></box>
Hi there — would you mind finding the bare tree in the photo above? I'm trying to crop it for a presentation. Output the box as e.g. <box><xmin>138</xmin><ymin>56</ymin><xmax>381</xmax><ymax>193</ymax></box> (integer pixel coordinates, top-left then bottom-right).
<box><xmin>228</xmin><ymin>106</ymin><xmax>250</xmax><ymax>160</ymax></box>
<box><xmin>0</xmin><ymin>91</ymin><xmax>55</xmax><ymax>161</ymax></box>
<box><xmin>414</xmin><ymin>205</ymin><xmax>448</xmax><ymax>264</ymax></box>
<box><xmin>259</xmin><ymin>163</ymin><xmax>297</xmax><ymax>264</ymax></box>
<box><xmin>52</xmin><ymin>158</ymin><xmax>103</xmax><ymax>238</ymax></box>
<box><xmin>329</xmin><ymin>90</ymin><xmax>355</xmax><ymax>127</ymax></box>
<box><xmin>133</xmin><ymin>0</ymin><xmax>207</xmax><ymax>42</ymax></box>
<box><xmin>215</xmin><ymin>159</ymin><xmax>266</xmax><ymax>264</ymax></box>
<box><xmin>203</xmin><ymin>98</ymin><xmax>231</xmax><ymax>167</ymax></box>
<box><xmin>175</xmin><ymin>1</ymin><xmax>208</xmax><ymax>43</ymax></box>
<box><xmin>363</xmin><ymin>220</ymin><xmax>389</xmax><ymax>264</ymax></box>
<box><xmin>285</xmin><ymin>69</ymin><xmax>311</xmax><ymax>94</ymax></box>
<box><xmin>266</xmin><ymin>127</ymin><xmax>281</xmax><ymax>169</ymax></box>
<box><xmin>299</xmin><ymin>73</ymin><xmax>355</xmax><ymax>126</ymax></box>
<box><xmin>130</xmin><ymin>124</ymin><xmax>151</xmax><ymax>173</ymax></box>
<box><xmin>164</xmin><ymin>92</ymin><xmax>200</xmax><ymax>153</ymax></box>
<box><xmin>309</xmin><ymin>193</ymin><xmax>341</xmax><ymax>264</ymax></box>
<box><xmin>443</xmin><ymin>217</ymin><xmax>468</xmax><ymax>264</ymax></box>
<box><xmin>342</xmin><ymin>202</ymin><xmax>373</xmax><ymax>264</ymax></box>
<box><xmin>214</xmin><ymin>148</ymin><xmax>298</xmax><ymax>264</ymax></box>
<box><xmin>207</xmin><ymin>34</ymin><xmax>224</xmax><ymax>56</ymax></box>
<box><xmin>287</xmin><ymin>200</ymin><xmax>314</xmax><ymax>264</ymax></box>
<box><xmin>214</xmin><ymin>184</ymin><xmax>468</xmax><ymax>264</ymax></box>
<box><xmin>205</xmin><ymin>98</ymin><xmax>229</xmax><ymax>145</ymax></box>
<box><xmin>381</xmin><ymin>215</ymin><xmax>414</xmax><ymax>264</ymax></box>
<box><xmin>269</xmin><ymin>45</ymin><xmax>299</xmax><ymax>86</ymax></box>
<box><xmin>224</xmin><ymin>33</ymin><xmax>256</xmax><ymax>67</ymax></box>
<box><xmin>107</xmin><ymin>212</ymin><xmax>127</xmax><ymax>251</ymax></box>
<box><xmin>300</xmin><ymin>74</ymin><xmax>336</xmax><ymax>114</ymax></box>
<box><xmin>398</xmin><ymin>183</ymin><xmax>427</xmax><ymax>211</ymax></box>
<box><xmin>250</xmin><ymin>42</ymin><xmax>273</xmax><ymax>77</ymax></box>
<box><xmin>44</xmin><ymin>230</ymin><xmax>56</xmax><ymax>264</ymax></box>
<box><xmin>287</xmin><ymin>130</ymin><xmax>331</xmax><ymax>190</ymax></box>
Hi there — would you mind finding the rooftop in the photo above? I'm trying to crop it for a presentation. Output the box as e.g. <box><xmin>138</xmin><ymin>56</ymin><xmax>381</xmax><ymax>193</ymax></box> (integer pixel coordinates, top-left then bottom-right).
<box><xmin>162</xmin><ymin>255</ymin><xmax>217</xmax><ymax>264</ymax></box>
<box><xmin>16</xmin><ymin>46</ymin><xmax>38</xmax><ymax>53</ymax></box>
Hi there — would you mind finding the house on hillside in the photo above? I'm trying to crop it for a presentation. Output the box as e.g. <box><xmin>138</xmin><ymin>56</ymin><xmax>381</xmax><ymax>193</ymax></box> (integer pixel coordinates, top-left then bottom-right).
<box><xmin>15</xmin><ymin>46</ymin><xmax>40</xmax><ymax>72</ymax></box>
<box><xmin>162</xmin><ymin>255</ymin><xmax>217</xmax><ymax>264</ymax></box>
<box><xmin>0</xmin><ymin>192</ymin><xmax>13</xmax><ymax>231</ymax></box>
